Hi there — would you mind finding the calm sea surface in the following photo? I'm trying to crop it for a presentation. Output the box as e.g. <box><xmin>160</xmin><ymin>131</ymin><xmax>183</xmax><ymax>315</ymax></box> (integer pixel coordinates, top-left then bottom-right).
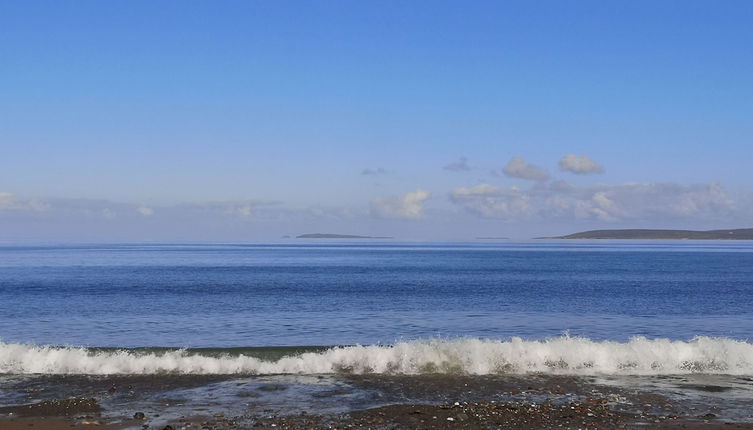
<box><xmin>1</xmin><ymin>241</ymin><xmax>752</xmax><ymax>347</ymax></box>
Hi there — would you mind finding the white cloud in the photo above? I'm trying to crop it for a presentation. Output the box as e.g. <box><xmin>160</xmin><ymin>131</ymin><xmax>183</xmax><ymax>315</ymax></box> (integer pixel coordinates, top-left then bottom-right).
<box><xmin>502</xmin><ymin>157</ymin><xmax>550</xmax><ymax>181</ymax></box>
<box><xmin>562</xmin><ymin>191</ymin><xmax>621</xmax><ymax>221</ymax></box>
<box><xmin>232</xmin><ymin>204</ymin><xmax>253</xmax><ymax>218</ymax></box>
<box><xmin>0</xmin><ymin>192</ymin><xmax>50</xmax><ymax>212</ymax></box>
<box><xmin>559</xmin><ymin>154</ymin><xmax>604</xmax><ymax>174</ymax></box>
<box><xmin>137</xmin><ymin>206</ymin><xmax>154</xmax><ymax>216</ymax></box>
<box><xmin>371</xmin><ymin>189</ymin><xmax>431</xmax><ymax>219</ymax></box>
<box><xmin>0</xmin><ymin>192</ymin><xmax>14</xmax><ymax>209</ymax></box>
<box><xmin>449</xmin><ymin>184</ymin><xmax>531</xmax><ymax>219</ymax></box>
<box><xmin>443</xmin><ymin>156</ymin><xmax>471</xmax><ymax>172</ymax></box>
<box><xmin>584</xmin><ymin>182</ymin><xmax>731</xmax><ymax>221</ymax></box>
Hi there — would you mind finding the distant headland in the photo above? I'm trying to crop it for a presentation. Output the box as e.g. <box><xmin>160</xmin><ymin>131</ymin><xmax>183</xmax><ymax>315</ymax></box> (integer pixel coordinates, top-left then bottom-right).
<box><xmin>546</xmin><ymin>228</ymin><xmax>753</xmax><ymax>240</ymax></box>
<box><xmin>296</xmin><ymin>233</ymin><xmax>393</xmax><ymax>239</ymax></box>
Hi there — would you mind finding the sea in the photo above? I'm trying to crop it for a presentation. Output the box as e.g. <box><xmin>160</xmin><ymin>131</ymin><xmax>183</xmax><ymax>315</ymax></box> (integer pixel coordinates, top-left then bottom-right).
<box><xmin>1</xmin><ymin>241</ymin><xmax>753</xmax><ymax>423</ymax></box>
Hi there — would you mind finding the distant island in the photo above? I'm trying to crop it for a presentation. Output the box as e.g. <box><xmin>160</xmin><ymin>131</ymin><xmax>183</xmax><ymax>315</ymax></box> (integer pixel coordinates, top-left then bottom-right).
<box><xmin>547</xmin><ymin>228</ymin><xmax>753</xmax><ymax>240</ymax></box>
<box><xmin>296</xmin><ymin>233</ymin><xmax>393</xmax><ymax>239</ymax></box>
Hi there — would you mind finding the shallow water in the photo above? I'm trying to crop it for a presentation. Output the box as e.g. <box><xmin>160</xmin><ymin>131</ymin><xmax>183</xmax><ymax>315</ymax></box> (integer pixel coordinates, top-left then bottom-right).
<box><xmin>2</xmin><ymin>373</ymin><xmax>753</xmax><ymax>426</ymax></box>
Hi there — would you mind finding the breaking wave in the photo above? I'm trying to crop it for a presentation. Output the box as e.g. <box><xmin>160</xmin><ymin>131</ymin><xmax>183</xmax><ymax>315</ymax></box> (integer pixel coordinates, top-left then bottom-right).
<box><xmin>2</xmin><ymin>336</ymin><xmax>752</xmax><ymax>376</ymax></box>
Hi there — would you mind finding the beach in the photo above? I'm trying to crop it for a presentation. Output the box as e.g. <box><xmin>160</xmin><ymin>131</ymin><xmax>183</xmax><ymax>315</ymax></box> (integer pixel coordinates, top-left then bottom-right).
<box><xmin>2</xmin><ymin>374</ymin><xmax>753</xmax><ymax>429</ymax></box>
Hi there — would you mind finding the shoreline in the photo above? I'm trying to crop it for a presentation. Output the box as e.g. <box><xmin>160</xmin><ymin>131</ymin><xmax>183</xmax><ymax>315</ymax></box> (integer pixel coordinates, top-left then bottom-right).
<box><xmin>2</xmin><ymin>374</ymin><xmax>752</xmax><ymax>429</ymax></box>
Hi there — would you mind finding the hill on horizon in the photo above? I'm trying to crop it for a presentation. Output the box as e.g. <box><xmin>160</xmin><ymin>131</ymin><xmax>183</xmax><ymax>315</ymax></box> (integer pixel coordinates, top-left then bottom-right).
<box><xmin>548</xmin><ymin>228</ymin><xmax>753</xmax><ymax>240</ymax></box>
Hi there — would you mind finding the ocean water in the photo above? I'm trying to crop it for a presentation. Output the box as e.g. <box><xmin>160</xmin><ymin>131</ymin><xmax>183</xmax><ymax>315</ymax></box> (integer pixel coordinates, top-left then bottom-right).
<box><xmin>1</xmin><ymin>241</ymin><xmax>753</xmax><ymax>376</ymax></box>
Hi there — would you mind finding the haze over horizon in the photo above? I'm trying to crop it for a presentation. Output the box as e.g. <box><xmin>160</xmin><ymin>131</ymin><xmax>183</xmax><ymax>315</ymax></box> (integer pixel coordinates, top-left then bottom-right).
<box><xmin>2</xmin><ymin>1</ymin><xmax>752</xmax><ymax>242</ymax></box>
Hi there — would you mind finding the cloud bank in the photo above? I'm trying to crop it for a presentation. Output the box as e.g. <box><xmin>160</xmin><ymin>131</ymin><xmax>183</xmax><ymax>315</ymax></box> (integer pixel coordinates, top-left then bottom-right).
<box><xmin>1</xmin><ymin>177</ymin><xmax>749</xmax><ymax>242</ymax></box>
<box><xmin>450</xmin><ymin>181</ymin><xmax>733</xmax><ymax>223</ymax></box>
<box><xmin>449</xmin><ymin>184</ymin><xmax>531</xmax><ymax>219</ymax></box>
<box><xmin>0</xmin><ymin>192</ymin><xmax>50</xmax><ymax>212</ymax></box>
<box><xmin>137</xmin><ymin>206</ymin><xmax>154</xmax><ymax>216</ymax></box>
<box><xmin>371</xmin><ymin>189</ymin><xmax>431</xmax><ymax>219</ymax></box>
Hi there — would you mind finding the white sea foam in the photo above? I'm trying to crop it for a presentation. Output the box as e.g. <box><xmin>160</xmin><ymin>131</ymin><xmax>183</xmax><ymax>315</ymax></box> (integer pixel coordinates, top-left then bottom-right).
<box><xmin>1</xmin><ymin>336</ymin><xmax>752</xmax><ymax>376</ymax></box>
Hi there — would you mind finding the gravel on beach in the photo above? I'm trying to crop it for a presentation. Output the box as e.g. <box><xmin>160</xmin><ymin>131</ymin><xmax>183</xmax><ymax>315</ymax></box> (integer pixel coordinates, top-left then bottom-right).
<box><xmin>2</xmin><ymin>398</ymin><xmax>752</xmax><ymax>430</ymax></box>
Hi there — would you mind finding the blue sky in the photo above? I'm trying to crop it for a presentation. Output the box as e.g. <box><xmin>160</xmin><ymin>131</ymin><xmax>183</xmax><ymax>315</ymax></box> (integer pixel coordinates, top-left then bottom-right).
<box><xmin>1</xmin><ymin>1</ymin><xmax>752</xmax><ymax>241</ymax></box>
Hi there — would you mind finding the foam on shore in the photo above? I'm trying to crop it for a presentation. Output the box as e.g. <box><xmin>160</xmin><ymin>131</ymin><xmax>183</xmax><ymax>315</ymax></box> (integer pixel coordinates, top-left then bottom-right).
<box><xmin>2</xmin><ymin>336</ymin><xmax>752</xmax><ymax>376</ymax></box>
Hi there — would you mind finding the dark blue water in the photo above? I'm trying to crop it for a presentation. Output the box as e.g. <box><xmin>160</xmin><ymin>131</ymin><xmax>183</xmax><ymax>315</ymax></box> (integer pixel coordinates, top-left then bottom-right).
<box><xmin>1</xmin><ymin>242</ymin><xmax>752</xmax><ymax>347</ymax></box>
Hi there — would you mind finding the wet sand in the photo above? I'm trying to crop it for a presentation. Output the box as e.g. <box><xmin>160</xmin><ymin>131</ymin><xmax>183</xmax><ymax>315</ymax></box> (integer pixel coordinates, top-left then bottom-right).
<box><xmin>1</xmin><ymin>374</ymin><xmax>752</xmax><ymax>429</ymax></box>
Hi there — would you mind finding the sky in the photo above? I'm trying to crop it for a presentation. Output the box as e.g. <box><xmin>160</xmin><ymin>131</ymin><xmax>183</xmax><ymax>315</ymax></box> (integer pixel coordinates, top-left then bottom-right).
<box><xmin>1</xmin><ymin>0</ymin><xmax>752</xmax><ymax>242</ymax></box>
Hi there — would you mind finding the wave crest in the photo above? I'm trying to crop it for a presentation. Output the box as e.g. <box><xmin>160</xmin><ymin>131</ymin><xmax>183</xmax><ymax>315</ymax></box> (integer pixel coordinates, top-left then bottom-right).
<box><xmin>1</xmin><ymin>336</ymin><xmax>752</xmax><ymax>376</ymax></box>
